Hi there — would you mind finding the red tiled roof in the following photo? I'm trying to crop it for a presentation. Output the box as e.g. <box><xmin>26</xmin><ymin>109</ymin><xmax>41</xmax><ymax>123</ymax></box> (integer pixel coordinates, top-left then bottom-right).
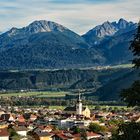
<box><xmin>38</xmin><ymin>125</ymin><xmax>53</xmax><ymax>131</ymax></box>
<box><xmin>0</xmin><ymin>128</ymin><xmax>9</xmax><ymax>137</ymax></box>
<box><xmin>17</xmin><ymin>115</ymin><xmax>25</xmax><ymax>122</ymax></box>
<box><xmin>30</xmin><ymin>114</ymin><xmax>37</xmax><ymax>119</ymax></box>
<box><xmin>86</xmin><ymin>131</ymin><xmax>101</xmax><ymax>137</ymax></box>
<box><xmin>73</xmin><ymin>132</ymin><xmax>101</xmax><ymax>138</ymax></box>
<box><xmin>56</xmin><ymin>132</ymin><xmax>74</xmax><ymax>140</ymax></box>
<box><xmin>73</xmin><ymin>133</ymin><xmax>81</xmax><ymax>137</ymax></box>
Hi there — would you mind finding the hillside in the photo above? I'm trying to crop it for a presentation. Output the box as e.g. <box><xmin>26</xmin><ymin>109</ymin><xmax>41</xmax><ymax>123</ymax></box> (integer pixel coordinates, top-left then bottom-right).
<box><xmin>0</xmin><ymin>66</ymin><xmax>139</xmax><ymax>101</ymax></box>
<box><xmin>94</xmin><ymin>69</ymin><xmax>140</xmax><ymax>101</ymax></box>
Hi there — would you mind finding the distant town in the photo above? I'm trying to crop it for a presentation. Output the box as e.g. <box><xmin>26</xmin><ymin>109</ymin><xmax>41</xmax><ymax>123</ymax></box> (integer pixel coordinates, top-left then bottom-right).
<box><xmin>0</xmin><ymin>0</ymin><xmax>140</xmax><ymax>139</ymax></box>
<box><xmin>0</xmin><ymin>93</ymin><xmax>139</xmax><ymax>140</ymax></box>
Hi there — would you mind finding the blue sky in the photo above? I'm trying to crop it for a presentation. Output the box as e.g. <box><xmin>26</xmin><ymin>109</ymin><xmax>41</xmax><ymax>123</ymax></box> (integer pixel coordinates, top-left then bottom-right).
<box><xmin>0</xmin><ymin>0</ymin><xmax>139</xmax><ymax>34</ymax></box>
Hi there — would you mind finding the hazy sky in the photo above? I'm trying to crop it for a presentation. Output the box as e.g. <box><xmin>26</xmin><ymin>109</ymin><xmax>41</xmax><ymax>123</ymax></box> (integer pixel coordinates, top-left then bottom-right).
<box><xmin>0</xmin><ymin>0</ymin><xmax>139</xmax><ymax>34</ymax></box>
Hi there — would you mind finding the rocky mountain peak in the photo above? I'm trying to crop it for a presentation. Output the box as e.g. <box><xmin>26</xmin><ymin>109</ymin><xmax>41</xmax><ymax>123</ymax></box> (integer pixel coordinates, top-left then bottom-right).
<box><xmin>83</xmin><ymin>18</ymin><xmax>136</xmax><ymax>41</ymax></box>
<box><xmin>4</xmin><ymin>20</ymin><xmax>68</xmax><ymax>38</ymax></box>
<box><xmin>118</xmin><ymin>18</ymin><xmax>129</xmax><ymax>29</ymax></box>
<box><xmin>25</xmin><ymin>20</ymin><xmax>67</xmax><ymax>34</ymax></box>
<box><xmin>83</xmin><ymin>20</ymin><xmax>118</xmax><ymax>39</ymax></box>
<box><xmin>7</xmin><ymin>27</ymin><xmax>18</xmax><ymax>37</ymax></box>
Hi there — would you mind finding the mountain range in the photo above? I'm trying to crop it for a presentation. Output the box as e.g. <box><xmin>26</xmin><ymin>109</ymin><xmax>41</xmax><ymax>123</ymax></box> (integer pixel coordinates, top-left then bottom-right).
<box><xmin>82</xmin><ymin>18</ymin><xmax>137</xmax><ymax>65</ymax></box>
<box><xmin>0</xmin><ymin>18</ymin><xmax>137</xmax><ymax>69</ymax></box>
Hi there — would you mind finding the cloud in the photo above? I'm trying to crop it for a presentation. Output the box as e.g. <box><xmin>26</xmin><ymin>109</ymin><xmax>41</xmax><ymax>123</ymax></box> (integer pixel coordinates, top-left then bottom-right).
<box><xmin>0</xmin><ymin>0</ymin><xmax>139</xmax><ymax>34</ymax></box>
<box><xmin>48</xmin><ymin>0</ymin><xmax>120</xmax><ymax>4</ymax></box>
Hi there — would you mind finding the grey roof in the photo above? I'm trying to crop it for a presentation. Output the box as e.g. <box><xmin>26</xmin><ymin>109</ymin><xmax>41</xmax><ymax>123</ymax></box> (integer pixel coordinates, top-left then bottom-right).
<box><xmin>36</xmin><ymin>131</ymin><xmax>52</xmax><ymax>137</ymax></box>
<box><xmin>14</xmin><ymin>126</ymin><xmax>28</xmax><ymax>131</ymax></box>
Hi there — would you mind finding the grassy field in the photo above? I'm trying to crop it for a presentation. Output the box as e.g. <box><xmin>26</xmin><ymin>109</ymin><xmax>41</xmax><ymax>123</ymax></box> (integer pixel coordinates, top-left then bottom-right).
<box><xmin>88</xmin><ymin>105</ymin><xmax>130</xmax><ymax>109</ymax></box>
<box><xmin>49</xmin><ymin>106</ymin><xmax>66</xmax><ymax>110</ymax></box>
<box><xmin>0</xmin><ymin>91</ymin><xmax>131</xmax><ymax>110</ymax></box>
<box><xmin>111</xmin><ymin>64</ymin><xmax>134</xmax><ymax>69</ymax></box>
<box><xmin>0</xmin><ymin>91</ymin><xmax>68</xmax><ymax>98</ymax></box>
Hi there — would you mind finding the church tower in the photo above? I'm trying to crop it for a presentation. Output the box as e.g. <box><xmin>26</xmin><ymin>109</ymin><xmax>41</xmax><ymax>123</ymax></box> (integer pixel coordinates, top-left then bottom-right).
<box><xmin>76</xmin><ymin>93</ymin><xmax>82</xmax><ymax>115</ymax></box>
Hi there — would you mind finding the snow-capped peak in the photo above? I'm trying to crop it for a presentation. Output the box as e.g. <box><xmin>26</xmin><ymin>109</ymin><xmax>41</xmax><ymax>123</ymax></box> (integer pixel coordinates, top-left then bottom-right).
<box><xmin>25</xmin><ymin>20</ymin><xmax>67</xmax><ymax>34</ymax></box>
<box><xmin>84</xmin><ymin>21</ymin><xmax>118</xmax><ymax>38</ymax></box>
<box><xmin>83</xmin><ymin>18</ymin><xmax>136</xmax><ymax>39</ymax></box>
<box><xmin>6</xmin><ymin>20</ymin><xmax>68</xmax><ymax>37</ymax></box>
<box><xmin>117</xmin><ymin>18</ymin><xmax>129</xmax><ymax>29</ymax></box>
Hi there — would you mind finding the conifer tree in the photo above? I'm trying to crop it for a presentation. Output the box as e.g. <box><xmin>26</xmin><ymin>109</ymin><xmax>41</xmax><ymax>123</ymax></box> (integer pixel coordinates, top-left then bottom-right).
<box><xmin>130</xmin><ymin>21</ymin><xmax>140</xmax><ymax>68</ymax></box>
<box><xmin>121</xmin><ymin>21</ymin><xmax>140</xmax><ymax>107</ymax></box>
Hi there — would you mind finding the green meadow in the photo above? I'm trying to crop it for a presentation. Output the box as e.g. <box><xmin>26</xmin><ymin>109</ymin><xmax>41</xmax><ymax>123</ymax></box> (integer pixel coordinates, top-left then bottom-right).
<box><xmin>0</xmin><ymin>91</ymin><xmax>68</xmax><ymax>98</ymax></box>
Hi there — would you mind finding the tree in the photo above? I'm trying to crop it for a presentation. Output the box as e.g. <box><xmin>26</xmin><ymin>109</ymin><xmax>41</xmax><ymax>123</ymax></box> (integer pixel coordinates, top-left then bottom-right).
<box><xmin>80</xmin><ymin>129</ymin><xmax>87</xmax><ymax>140</ymax></box>
<box><xmin>71</xmin><ymin>126</ymin><xmax>81</xmax><ymax>134</ymax></box>
<box><xmin>121</xmin><ymin>21</ymin><xmax>140</xmax><ymax>107</ymax></box>
<box><xmin>111</xmin><ymin>122</ymin><xmax>140</xmax><ymax>140</ymax></box>
<box><xmin>71</xmin><ymin>126</ymin><xmax>87</xmax><ymax>139</ymax></box>
<box><xmin>108</xmin><ymin>119</ymin><xmax>123</xmax><ymax>126</ymax></box>
<box><xmin>130</xmin><ymin>21</ymin><xmax>140</xmax><ymax>68</ymax></box>
<box><xmin>88</xmin><ymin>123</ymin><xmax>106</xmax><ymax>133</ymax></box>
<box><xmin>94</xmin><ymin>105</ymin><xmax>101</xmax><ymax>110</ymax></box>
<box><xmin>8</xmin><ymin>127</ymin><xmax>21</xmax><ymax>140</ymax></box>
<box><xmin>121</xmin><ymin>80</ymin><xmax>140</xmax><ymax>107</ymax></box>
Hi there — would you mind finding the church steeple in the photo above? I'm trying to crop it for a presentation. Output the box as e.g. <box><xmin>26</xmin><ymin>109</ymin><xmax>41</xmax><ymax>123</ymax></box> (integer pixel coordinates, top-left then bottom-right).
<box><xmin>76</xmin><ymin>92</ymin><xmax>82</xmax><ymax>115</ymax></box>
<box><xmin>78</xmin><ymin>92</ymin><xmax>82</xmax><ymax>102</ymax></box>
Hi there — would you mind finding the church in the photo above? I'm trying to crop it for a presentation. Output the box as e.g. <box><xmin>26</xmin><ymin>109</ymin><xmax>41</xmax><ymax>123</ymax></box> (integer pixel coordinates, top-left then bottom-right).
<box><xmin>63</xmin><ymin>94</ymin><xmax>91</xmax><ymax>118</ymax></box>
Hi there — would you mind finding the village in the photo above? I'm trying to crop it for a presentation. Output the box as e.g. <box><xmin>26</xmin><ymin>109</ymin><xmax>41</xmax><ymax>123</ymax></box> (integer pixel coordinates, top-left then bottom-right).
<box><xmin>0</xmin><ymin>94</ymin><xmax>139</xmax><ymax>140</ymax></box>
